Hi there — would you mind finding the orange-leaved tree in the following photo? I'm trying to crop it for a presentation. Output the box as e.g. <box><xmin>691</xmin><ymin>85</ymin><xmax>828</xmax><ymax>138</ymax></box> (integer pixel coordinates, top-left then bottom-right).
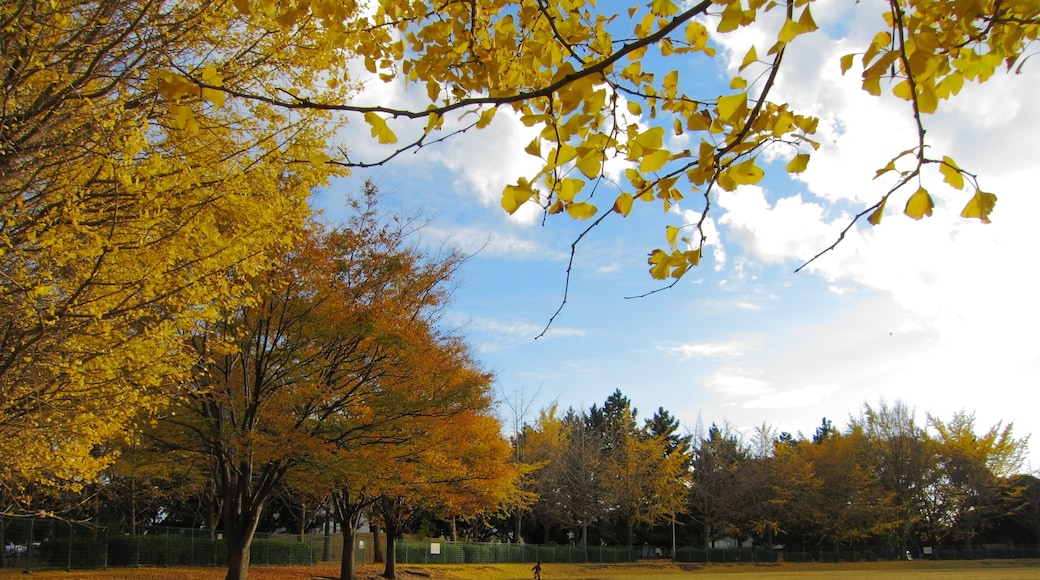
<box><xmin>314</xmin><ymin>331</ymin><xmax>514</xmax><ymax>580</ymax></box>
<box><xmin>149</xmin><ymin>183</ymin><xmax>478</xmax><ymax>580</ymax></box>
<box><xmin>368</xmin><ymin>406</ymin><xmax>517</xmax><ymax>580</ymax></box>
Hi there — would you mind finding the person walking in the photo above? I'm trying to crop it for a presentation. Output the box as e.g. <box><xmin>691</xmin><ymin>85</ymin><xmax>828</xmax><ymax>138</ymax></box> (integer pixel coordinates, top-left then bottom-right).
<box><xmin>532</xmin><ymin>561</ymin><xmax>542</xmax><ymax>580</ymax></box>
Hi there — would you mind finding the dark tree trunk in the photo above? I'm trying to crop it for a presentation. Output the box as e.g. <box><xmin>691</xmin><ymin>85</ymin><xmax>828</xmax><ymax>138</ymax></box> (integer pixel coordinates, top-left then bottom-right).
<box><xmin>382</xmin><ymin>520</ymin><xmax>399</xmax><ymax>580</ymax></box>
<box><xmin>372</xmin><ymin>522</ymin><xmax>384</xmax><ymax>563</ymax></box>
<box><xmin>379</xmin><ymin>497</ymin><xmax>408</xmax><ymax>580</ymax></box>
<box><xmin>332</xmin><ymin>487</ymin><xmax>369</xmax><ymax>580</ymax></box>
<box><xmin>225</xmin><ymin>530</ymin><xmax>255</xmax><ymax>580</ymax></box>
<box><xmin>218</xmin><ymin>456</ymin><xmax>285</xmax><ymax>580</ymax></box>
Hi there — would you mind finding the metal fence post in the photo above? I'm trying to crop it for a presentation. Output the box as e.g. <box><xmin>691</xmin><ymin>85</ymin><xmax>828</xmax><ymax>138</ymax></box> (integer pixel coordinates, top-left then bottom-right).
<box><xmin>66</xmin><ymin>519</ymin><xmax>73</xmax><ymax>571</ymax></box>
<box><xmin>24</xmin><ymin>517</ymin><xmax>34</xmax><ymax>574</ymax></box>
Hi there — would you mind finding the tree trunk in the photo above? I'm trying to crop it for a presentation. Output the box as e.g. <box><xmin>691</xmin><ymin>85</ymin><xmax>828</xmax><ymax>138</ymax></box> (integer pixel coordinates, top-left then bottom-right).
<box><xmin>339</xmin><ymin>525</ymin><xmax>359</xmax><ymax>580</ymax></box>
<box><xmin>225</xmin><ymin>532</ymin><xmax>254</xmax><ymax>580</ymax></box>
<box><xmin>379</xmin><ymin>498</ymin><xmax>407</xmax><ymax>580</ymax></box>
<box><xmin>223</xmin><ymin>493</ymin><xmax>265</xmax><ymax>580</ymax></box>
<box><xmin>513</xmin><ymin>511</ymin><xmax>522</xmax><ymax>543</ymax></box>
<box><xmin>372</xmin><ymin>522</ymin><xmax>384</xmax><ymax>563</ymax></box>
<box><xmin>332</xmin><ymin>487</ymin><xmax>369</xmax><ymax>580</ymax></box>
<box><xmin>382</xmin><ymin>523</ymin><xmax>399</xmax><ymax>580</ymax></box>
<box><xmin>130</xmin><ymin>476</ymin><xmax>137</xmax><ymax>536</ymax></box>
<box><xmin>323</xmin><ymin>515</ymin><xmax>333</xmax><ymax>562</ymax></box>
<box><xmin>218</xmin><ymin>456</ymin><xmax>284</xmax><ymax>580</ymax></box>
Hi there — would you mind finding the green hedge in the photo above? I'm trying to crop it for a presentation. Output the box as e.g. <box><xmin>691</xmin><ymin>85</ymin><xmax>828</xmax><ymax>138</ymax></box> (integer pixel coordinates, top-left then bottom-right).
<box><xmin>107</xmin><ymin>535</ymin><xmax>226</xmax><ymax>567</ymax></box>
<box><xmin>38</xmin><ymin>537</ymin><xmax>107</xmax><ymax>568</ymax></box>
<box><xmin>40</xmin><ymin>534</ymin><xmax>317</xmax><ymax>568</ymax></box>
<box><xmin>395</xmin><ymin>541</ymin><xmax>641</xmax><ymax>565</ymax></box>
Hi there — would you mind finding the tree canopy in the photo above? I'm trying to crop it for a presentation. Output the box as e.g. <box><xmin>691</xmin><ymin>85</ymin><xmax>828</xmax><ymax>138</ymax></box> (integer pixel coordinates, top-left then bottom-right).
<box><xmin>0</xmin><ymin>0</ymin><xmax>343</xmax><ymax>499</ymax></box>
<box><xmin>193</xmin><ymin>0</ymin><xmax>1037</xmax><ymax>281</ymax></box>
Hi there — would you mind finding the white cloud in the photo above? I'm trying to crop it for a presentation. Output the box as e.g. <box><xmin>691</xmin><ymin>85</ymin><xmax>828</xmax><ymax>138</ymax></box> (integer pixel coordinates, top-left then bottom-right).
<box><xmin>663</xmin><ymin>337</ymin><xmax>761</xmax><ymax>360</ymax></box>
<box><xmin>461</xmin><ymin>314</ymin><xmax>586</xmax><ymax>345</ymax></box>
<box><xmin>716</xmin><ymin>185</ymin><xmax>843</xmax><ymax>265</ymax></box>
<box><xmin>705</xmin><ymin>369</ymin><xmax>772</xmax><ymax>397</ymax></box>
<box><xmin>424</xmin><ymin>224</ymin><xmax>567</xmax><ymax>261</ymax></box>
<box><xmin>420</xmin><ymin>109</ymin><xmax>546</xmax><ymax>225</ymax></box>
<box><xmin>743</xmin><ymin>384</ymin><xmax>841</xmax><ymax>410</ymax></box>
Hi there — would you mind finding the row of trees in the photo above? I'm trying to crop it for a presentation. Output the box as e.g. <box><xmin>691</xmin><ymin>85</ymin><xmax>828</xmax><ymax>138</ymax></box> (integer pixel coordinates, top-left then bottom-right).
<box><xmin>510</xmin><ymin>393</ymin><xmax>1038</xmax><ymax>556</ymax></box>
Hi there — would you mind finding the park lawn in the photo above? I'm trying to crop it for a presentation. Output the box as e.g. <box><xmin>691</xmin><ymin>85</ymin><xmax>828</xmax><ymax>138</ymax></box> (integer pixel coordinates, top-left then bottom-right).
<box><xmin>1</xmin><ymin>561</ymin><xmax>1038</xmax><ymax>579</ymax></box>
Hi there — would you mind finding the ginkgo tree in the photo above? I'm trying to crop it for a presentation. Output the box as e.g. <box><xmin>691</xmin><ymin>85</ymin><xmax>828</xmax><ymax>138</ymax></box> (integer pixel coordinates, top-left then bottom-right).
<box><xmin>0</xmin><ymin>0</ymin><xmax>345</xmax><ymax>502</ymax></box>
<box><xmin>194</xmin><ymin>0</ymin><xmax>1037</xmax><ymax>287</ymax></box>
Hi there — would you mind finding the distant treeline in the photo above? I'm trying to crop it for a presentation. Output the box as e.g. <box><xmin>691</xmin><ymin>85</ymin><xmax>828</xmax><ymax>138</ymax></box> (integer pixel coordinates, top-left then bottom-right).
<box><xmin>507</xmin><ymin>390</ymin><xmax>1038</xmax><ymax>553</ymax></box>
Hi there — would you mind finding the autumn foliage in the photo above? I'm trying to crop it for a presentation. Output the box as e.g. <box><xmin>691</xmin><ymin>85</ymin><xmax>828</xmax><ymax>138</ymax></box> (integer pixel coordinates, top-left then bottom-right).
<box><xmin>511</xmin><ymin>396</ymin><xmax>1029</xmax><ymax>554</ymax></box>
<box><xmin>0</xmin><ymin>0</ymin><xmax>343</xmax><ymax>498</ymax></box>
<box><xmin>2</xmin><ymin>0</ymin><xmax>1039</xmax><ymax>578</ymax></box>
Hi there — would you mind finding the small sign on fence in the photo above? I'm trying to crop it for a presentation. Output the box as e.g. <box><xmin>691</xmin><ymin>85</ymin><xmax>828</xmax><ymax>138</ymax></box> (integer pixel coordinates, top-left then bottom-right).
<box><xmin>430</xmin><ymin>543</ymin><xmax>440</xmax><ymax>555</ymax></box>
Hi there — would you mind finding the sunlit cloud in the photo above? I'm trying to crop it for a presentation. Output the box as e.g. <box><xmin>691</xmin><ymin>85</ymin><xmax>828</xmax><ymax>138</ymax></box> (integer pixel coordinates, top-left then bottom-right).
<box><xmin>705</xmin><ymin>369</ymin><xmax>771</xmax><ymax>397</ymax></box>
<box><xmin>662</xmin><ymin>337</ymin><xmax>760</xmax><ymax>360</ymax></box>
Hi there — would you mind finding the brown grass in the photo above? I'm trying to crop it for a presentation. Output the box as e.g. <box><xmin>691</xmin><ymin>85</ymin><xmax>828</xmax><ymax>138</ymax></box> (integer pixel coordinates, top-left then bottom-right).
<box><xmin>0</xmin><ymin>560</ymin><xmax>1037</xmax><ymax>580</ymax></box>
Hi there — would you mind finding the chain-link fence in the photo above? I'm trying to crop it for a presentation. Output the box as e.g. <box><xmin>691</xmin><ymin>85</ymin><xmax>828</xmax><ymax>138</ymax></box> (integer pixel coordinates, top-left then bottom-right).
<box><xmin>3</xmin><ymin>517</ymin><xmax>1038</xmax><ymax>572</ymax></box>
<box><xmin>1</xmin><ymin>519</ymin><xmax>328</xmax><ymax>571</ymax></box>
<box><xmin>394</xmin><ymin>540</ymin><xmax>654</xmax><ymax>565</ymax></box>
<box><xmin>673</xmin><ymin>544</ymin><xmax>1040</xmax><ymax>564</ymax></box>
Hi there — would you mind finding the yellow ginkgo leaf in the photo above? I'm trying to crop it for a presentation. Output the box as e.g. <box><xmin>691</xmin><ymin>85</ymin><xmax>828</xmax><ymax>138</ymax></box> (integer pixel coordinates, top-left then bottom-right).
<box><xmin>502</xmin><ymin>179</ymin><xmax>536</xmax><ymax>214</ymax></box>
<box><xmin>960</xmin><ymin>190</ymin><xmax>997</xmax><ymax>223</ymax></box>
<box><xmin>663</xmin><ymin>70</ymin><xmax>679</xmax><ymax>99</ymax></box>
<box><xmin>476</xmin><ymin>107</ymin><xmax>497</xmax><ymax>129</ymax></box>
<box><xmin>364</xmin><ymin>112</ymin><xmax>398</xmax><ymax>144</ymax></box>
<box><xmin>726</xmin><ymin>158</ymin><xmax>764</xmax><ymax>186</ymax></box>
<box><xmin>778</xmin><ymin>18</ymin><xmax>803</xmax><ymax>44</ymax></box>
<box><xmin>717</xmin><ymin>92</ymin><xmax>747</xmax><ymax>125</ymax></box>
<box><xmin>651</xmin><ymin>0</ymin><xmax>679</xmax><ymax>17</ymax></box>
<box><xmin>201</xmin><ymin>87</ymin><xmax>225</xmax><ymax>109</ymax></box>
<box><xmin>685</xmin><ymin>21</ymin><xmax>708</xmax><ymax>50</ymax></box>
<box><xmin>786</xmin><ymin>153</ymin><xmax>810</xmax><ymax>173</ymax></box>
<box><xmin>575</xmin><ymin>151</ymin><xmax>603</xmax><ymax>179</ymax></box>
<box><xmin>640</xmin><ymin>149</ymin><xmax>671</xmax><ymax>173</ymax></box>
<box><xmin>739</xmin><ymin>46</ymin><xmax>758</xmax><ymax>72</ymax></box>
<box><xmin>840</xmin><ymin>53</ymin><xmax>856</xmax><ymax>75</ymax></box>
<box><xmin>647</xmin><ymin>249</ymin><xmax>671</xmax><ymax>280</ymax></box>
<box><xmin>904</xmin><ymin>186</ymin><xmax>934</xmax><ymax>220</ymax></box>
<box><xmin>566</xmin><ymin>201</ymin><xmax>598</xmax><ymax>220</ymax></box>
<box><xmin>613</xmin><ymin>192</ymin><xmax>635</xmax><ymax>216</ymax></box>
<box><xmin>557</xmin><ymin>178</ymin><xmax>585</xmax><ymax>202</ymax></box>
<box><xmin>634</xmin><ymin>126</ymin><xmax>665</xmax><ymax>150</ymax></box>
<box><xmin>939</xmin><ymin>156</ymin><xmax>965</xmax><ymax>190</ymax></box>
<box><xmin>525</xmin><ymin>137</ymin><xmax>541</xmax><ymax>158</ymax></box>
<box><xmin>665</xmin><ymin>225</ymin><xmax>680</xmax><ymax>250</ymax></box>
<box><xmin>868</xmin><ymin>197</ymin><xmax>888</xmax><ymax>225</ymax></box>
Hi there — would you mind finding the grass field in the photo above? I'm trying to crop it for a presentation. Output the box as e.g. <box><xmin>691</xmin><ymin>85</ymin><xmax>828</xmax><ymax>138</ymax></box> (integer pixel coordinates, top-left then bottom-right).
<box><xmin>2</xmin><ymin>560</ymin><xmax>1039</xmax><ymax>580</ymax></box>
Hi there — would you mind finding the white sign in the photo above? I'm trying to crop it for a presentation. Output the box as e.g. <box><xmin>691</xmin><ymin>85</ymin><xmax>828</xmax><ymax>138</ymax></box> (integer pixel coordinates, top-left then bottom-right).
<box><xmin>430</xmin><ymin>543</ymin><xmax>441</xmax><ymax>555</ymax></box>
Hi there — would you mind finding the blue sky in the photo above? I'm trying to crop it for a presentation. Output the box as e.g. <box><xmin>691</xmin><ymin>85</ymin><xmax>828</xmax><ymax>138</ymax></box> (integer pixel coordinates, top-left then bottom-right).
<box><xmin>311</xmin><ymin>0</ymin><xmax>1040</xmax><ymax>469</ymax></box>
